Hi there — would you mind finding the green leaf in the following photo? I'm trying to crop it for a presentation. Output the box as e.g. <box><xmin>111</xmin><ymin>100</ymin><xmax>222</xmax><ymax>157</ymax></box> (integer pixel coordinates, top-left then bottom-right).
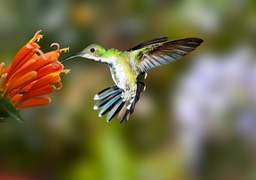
<box><xmin>0</xmin><ymin>96</ymin><xmax>23</xmax><ymax>122</ymax></box>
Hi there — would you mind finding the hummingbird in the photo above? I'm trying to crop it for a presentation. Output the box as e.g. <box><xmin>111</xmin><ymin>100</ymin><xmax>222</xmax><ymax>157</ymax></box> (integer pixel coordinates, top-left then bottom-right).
<box><xmin>61</xmin><ymin>36</ymin><xmax>203</xmax><ymax>123</ymax></box>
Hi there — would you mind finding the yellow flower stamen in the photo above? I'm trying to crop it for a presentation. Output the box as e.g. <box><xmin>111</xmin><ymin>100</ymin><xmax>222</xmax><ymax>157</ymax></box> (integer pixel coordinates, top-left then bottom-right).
<box><xmin>62</xmin><ymin>69</ymin><xmax>71</xmax><ymax>74</ymax></box>
<box><xmin>29</xmin><ymin>30</ymin><xmax>43</xmax><ymax>43</ymax></box>
<box><xmin>50</xmin><ymin>43</ymin><xmax>60</xmax><ymax>51</ymax></box>
<box><xmin>50</xmin><ymin>43</ymin><xmax>69</xmax><ymax>53</ymax></box>
<box><xmin>60</xmin><ymin>47</ymin><xmax>69</xmax><ymax>53</ymax></box>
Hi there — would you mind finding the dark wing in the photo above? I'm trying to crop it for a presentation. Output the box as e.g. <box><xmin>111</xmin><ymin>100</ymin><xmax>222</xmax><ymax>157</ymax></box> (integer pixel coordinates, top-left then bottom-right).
<box><xmin>127</xmin><ymin>36</ymin><xmax>168</xmax><ymax>51</ymax></box>
<box><xmin>132</xmin><ymin>37</ymin><xmax>203</xmax><ymax>72</ymax></box>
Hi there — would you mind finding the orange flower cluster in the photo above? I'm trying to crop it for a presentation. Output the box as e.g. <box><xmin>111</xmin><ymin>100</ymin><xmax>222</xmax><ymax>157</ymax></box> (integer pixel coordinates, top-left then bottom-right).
<box><xmin>0</xmin><ymin>30</ymin><xmax>69</xmax><ymax>110</ymax></box>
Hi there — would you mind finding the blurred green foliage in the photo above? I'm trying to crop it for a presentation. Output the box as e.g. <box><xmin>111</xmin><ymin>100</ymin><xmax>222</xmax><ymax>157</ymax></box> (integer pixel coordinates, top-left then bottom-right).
<box><xmin>0</xmin><ymin>0</ymin><xmax>255</xmax><ymax>179</ymax></box>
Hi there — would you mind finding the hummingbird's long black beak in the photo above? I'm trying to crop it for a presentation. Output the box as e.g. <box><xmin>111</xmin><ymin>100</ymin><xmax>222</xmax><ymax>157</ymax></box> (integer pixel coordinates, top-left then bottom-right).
<box><xmin>60</xmin><ymin>52</ymin><xmax>83</xmax><ymax>64</ymax></box>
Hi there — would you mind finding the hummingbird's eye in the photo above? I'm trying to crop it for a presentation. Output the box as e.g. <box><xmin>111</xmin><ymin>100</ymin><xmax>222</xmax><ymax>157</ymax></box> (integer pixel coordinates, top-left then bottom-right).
<box><xmin>90</xmin><ymin>48</ymin><xmax>95</xmax><ymax>53</ymax></box>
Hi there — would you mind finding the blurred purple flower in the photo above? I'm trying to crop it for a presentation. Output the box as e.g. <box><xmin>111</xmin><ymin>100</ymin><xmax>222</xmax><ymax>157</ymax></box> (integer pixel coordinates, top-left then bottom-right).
<box><xmin>173</xmin><ymin>45</ymin><xmax>256</xmax><ymax>167</ymax></box>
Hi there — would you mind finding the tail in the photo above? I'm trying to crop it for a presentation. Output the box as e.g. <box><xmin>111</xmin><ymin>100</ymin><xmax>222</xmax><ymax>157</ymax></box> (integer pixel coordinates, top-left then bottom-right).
<box><xmin>93</xmin><ymin>72</ymin><xmax>147</xmax><ymax>123</ymax></box>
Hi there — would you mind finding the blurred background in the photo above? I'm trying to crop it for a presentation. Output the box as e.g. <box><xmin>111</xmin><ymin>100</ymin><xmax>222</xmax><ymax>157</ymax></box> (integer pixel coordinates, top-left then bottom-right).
<box><xmin>0</xmin><ymin>0</ymin><xmax>256</xmax><ymax>179</ymax></box>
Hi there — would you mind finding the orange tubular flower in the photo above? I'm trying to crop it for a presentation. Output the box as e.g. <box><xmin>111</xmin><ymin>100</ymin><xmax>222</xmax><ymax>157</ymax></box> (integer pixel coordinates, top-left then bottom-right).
<box><xmin>0</xmin><ymin>30</ymin><xmax>69</xmax><ymax>122</ymax></box>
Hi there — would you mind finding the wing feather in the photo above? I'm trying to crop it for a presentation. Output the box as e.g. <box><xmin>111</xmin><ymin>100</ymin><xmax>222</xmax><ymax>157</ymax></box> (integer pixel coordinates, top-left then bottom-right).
<box><xmin>132</xmin><ymin>37</ymin><xmax>203</xmax><ymax>72</ymax></box>
<box><xmin>127</xmin><ymin>36</ymin><xmax>168</xmax><ymax>51</ymax></box>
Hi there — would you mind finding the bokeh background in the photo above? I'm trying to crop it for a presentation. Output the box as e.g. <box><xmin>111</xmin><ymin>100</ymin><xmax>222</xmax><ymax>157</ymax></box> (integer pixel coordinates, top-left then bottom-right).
<box><xmin>0</xmin><ymin>0</ymin><xmax>256</xmax><ymax>179</ymax></box>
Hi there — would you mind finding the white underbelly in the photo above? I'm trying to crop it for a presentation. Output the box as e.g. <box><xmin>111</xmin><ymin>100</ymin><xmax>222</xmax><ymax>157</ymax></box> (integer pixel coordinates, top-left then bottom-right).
<box><xmin>110</xmin><ymin>64</ymin><xmax>129</xmax><ymax>90</ymax></box>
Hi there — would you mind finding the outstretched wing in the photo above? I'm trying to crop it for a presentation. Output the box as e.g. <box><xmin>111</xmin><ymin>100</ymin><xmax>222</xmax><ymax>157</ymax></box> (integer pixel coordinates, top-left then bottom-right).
<box><xmin>130</xmin><ymin>37</ymin><xmax>203</xmax><ymax>72</ymax></box>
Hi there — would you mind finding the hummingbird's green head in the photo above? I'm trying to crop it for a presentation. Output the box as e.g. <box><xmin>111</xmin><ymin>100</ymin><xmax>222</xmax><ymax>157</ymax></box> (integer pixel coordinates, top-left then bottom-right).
<box><xmin>77</xmin><ymin>44</ymin><xmax>120</xmax><ymax>64</ymax></box>
<box><xmin>79</xmin><ymin>44</ymin><xmax>106</xmax><ymax>61</ymax></box>
<box><xmin>61</xmin><ymin>44</ymin><xmax>119</xmax><ymax>64</ymax></box>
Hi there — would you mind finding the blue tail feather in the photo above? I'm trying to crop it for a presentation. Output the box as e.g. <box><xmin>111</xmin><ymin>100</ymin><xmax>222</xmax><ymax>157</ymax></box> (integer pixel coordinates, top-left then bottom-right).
<box><xmin>94</xmin><ymin>86</ymin><xmax>119</xmax><ymax>100</ymax></box>
<box><xmin>99</xmin><ymin>93</ymin><xmax>122</xmax><ymax>117</ymax></box>
<box><xmin>118</xmin><ymin>103</ymin><xmax>130</xmax><ymax>123</ymax></box>
<box><xmin>94</xmin><ymin>89</ymin><xmax>121</xmax><ymax>109</ymax></box>
<box><xmin>94</xmin><ymin>72</ymin><xmax>147</xmax><ymax>123</ymax></box>
<box><xmin>106</xmin><ymin>100</ymin><xmax>125</xmax><ymax>122</ymax></box>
